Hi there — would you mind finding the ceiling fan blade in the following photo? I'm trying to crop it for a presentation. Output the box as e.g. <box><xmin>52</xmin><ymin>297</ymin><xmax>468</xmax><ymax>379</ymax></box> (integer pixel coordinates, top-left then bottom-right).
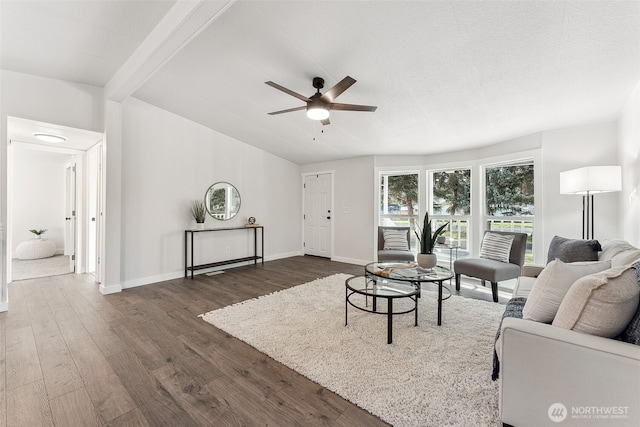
<box><xmin>265</xmin><ymin>81</ymin><xmax>310</xmax><ymax>102</ymax></box>
<box><xmin>320</xmin><ymin>76</ymin><xmax>356</xmax><ymax>102</ymax></box>
<box><xmin>330</xmin><ymin>103</ymin><xmax>377</xmax><ymax>112</ymax></box>
<box><xmin>268</xmin><ymin>106</ymin><xmax>307</xmax><ymax>115</ymax></box>
<box><xmin>321</xmin><ymin>118</ymin><xmax>331</xmax><ymax>126</ymax></box>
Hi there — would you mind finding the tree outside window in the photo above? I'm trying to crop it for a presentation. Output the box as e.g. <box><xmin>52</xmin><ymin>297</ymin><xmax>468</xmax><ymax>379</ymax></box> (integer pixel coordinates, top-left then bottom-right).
<box><xmin>485</xmin><ymin>164</ymin><xmax>534</xmax><ymax>216</ymax></box>
<box><xmin>432</xmin><ymin>170</ymin><xmax>471</xmax><ymax>215</ymax></box>
<box><xmin>380</xmin><ymin>173</ymin><xmax>419</xmax><ymax>219</ymax></box>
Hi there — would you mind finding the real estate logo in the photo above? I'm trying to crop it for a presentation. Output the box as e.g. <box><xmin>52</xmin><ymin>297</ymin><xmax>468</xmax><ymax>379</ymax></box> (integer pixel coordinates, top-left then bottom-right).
<box><xmin>548</xmin><ymin>403</ymin><xmax>630</xmax><ymax>422</ymax></box>
<box><xmin>548</xmin><ymin>403</ymin><xmax>568</xmax><ymax>423</ymax></box>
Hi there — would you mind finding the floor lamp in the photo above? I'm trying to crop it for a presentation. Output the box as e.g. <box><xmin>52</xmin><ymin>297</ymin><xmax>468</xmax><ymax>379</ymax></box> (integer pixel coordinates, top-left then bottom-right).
<box><xmin>560</xmin><ymin>166</ymin><xmax>622</xmax><ymax>239</ymax></box>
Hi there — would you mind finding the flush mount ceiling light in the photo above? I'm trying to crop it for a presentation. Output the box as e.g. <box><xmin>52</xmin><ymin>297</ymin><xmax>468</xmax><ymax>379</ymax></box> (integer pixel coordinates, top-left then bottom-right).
<box><xmin>33</xmin><ymin>133</ymin><xmax>67</xmax><ymax>143</ymax></box>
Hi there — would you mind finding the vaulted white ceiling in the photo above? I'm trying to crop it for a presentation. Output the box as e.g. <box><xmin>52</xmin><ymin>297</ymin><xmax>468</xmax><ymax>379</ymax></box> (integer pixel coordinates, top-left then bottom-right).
<box><xmin>2</xmin><ymin>0</ymin><xmax>639</xmax><ymax>164</ymax></box>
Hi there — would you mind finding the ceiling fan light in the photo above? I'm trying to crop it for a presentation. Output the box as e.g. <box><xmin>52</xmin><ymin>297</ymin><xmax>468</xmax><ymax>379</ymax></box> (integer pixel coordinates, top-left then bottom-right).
<box><xmin>306</xmin><ymin>105</ymin><xmax>329</xmax><ymax>120</ymax></box>
<box><xmin>33</xmin><ymin>133</ymin><xmax>67</xmax><ymax>143</ymax></box>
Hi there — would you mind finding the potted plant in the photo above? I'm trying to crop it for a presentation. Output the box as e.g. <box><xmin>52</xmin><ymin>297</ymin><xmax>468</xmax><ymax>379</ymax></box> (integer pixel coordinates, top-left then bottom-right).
<box><xmin>190</xmin><ymin>200</ymin><xmax>206</xmax><ymax>229</ymax></box>
<box><xmin>414</xmin><ymin>213</ymin><xmax>448</xmax><ymax>268</ymax></box>
<box><xmin>29</xmin><ymin>229</ymin><xmax>47</xmax><ymax>239</ymax></box>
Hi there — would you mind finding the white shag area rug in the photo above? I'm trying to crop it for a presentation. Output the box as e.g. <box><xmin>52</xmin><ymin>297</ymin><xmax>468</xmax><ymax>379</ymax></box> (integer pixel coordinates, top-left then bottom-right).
<box><xmin>200</xmin><ymin>273</ymin><xmax>505</xmax><ymax>426</ymax></box>
<box><xmin>11</xmin><ymin>255</ymin><xmax>72</xmax><ymax>281</ymax></box>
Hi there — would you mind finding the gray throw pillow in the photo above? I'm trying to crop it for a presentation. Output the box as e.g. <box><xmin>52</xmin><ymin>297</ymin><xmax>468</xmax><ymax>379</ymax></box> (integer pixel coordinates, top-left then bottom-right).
<box><xmin>618</xmin><ymin>261</ymin><xmax>640</xmax><ymax>345</ymax></box>
<box><xmin>547</xmin><ymin>235</ymin><xmax>601</xmax><ymax>264</ymax></box>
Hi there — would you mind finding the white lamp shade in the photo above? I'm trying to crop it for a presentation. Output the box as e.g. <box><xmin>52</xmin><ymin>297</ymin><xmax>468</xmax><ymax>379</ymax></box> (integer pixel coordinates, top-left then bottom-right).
<box><xmin>560</xmin><ymin>166</ymin><xmax>622</xmax><ymax>194</ymax></box>
<box><xmin>306</xmin><ymin>105</ymin><xmax>329</xmax><ymax>120</ymax></box>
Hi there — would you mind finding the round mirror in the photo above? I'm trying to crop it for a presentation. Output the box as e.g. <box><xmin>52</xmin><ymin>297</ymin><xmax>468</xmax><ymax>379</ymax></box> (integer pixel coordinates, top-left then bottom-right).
<box><xmin>205</xmin><ymin>182</ymin><xmax>241</xmax><ymax>221</ymax></box>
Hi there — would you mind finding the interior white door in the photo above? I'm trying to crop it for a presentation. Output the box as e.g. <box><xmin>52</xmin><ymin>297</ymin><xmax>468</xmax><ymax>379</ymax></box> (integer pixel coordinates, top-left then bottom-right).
<box><xmin>64</xmin><ymin>163</ymin><xmax>76</xmax><ymax>272</ymax></box>
<box><xmin>304</xmin><ymin>173</ymin><xmax>332</xmax><ymax>258</ymax></box>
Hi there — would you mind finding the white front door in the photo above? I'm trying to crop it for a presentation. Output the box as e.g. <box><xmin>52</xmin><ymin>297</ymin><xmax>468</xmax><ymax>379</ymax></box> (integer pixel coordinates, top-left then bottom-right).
<box><xmin>304</xmin><ymin>173</ymin><xmax>332</xmax><ymax>258</ymax></box>
<box><xmin>64</xmin><ymin>163</ymin><xmax>76</xmax><ymax>272</ymax></box>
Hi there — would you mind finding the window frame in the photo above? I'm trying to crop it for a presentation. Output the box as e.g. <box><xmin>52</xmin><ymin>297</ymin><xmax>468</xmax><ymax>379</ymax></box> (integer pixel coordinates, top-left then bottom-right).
<box><xmin>428</xmin><ymin>167</ymin><xmax>472</xmax><ymax>256</ymax></box>
<box><xmin>375</xmin><ymin>148</ymin><xmax>543</xmax><ymax>263</ymax></box>
<box><xmin>482</xmin><ymin>159</ymin><xmax>535</xmax><ymax>263</ymax></box>
<box><xmin>378</xmin><ymin>169</ymin><xmax>421</xmax><ymax>250</ymax></box>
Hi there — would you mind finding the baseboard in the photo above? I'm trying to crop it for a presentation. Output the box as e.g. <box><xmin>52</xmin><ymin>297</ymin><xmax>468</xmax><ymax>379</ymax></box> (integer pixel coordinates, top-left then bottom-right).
<box><xmin>331</xmin><ymin>255</ymin><xmax>369</xmax><ymax>266</ymax></box>
<box><xmin>266</xmin><ymin>251</ymin><xmax>302</xmax><ymax>261</ymax></box>
<box><xmin>119</xmin><ymin>251</ymin><xmax>307</xmax><ymax>289</ymax></box>
<box><xmin>122</xmin><ymin>271</ymin><xmax>184</xmax><ymax>289</ymax></box>
<box><xmin>0</xmin><ymin>301</ymin><xmax>7</xmax><ymax>312</ymax></box>
<box><xmin>99</xmin><ymin>283</ymin><xmax>122</xmax><ymax>295</ymax></box>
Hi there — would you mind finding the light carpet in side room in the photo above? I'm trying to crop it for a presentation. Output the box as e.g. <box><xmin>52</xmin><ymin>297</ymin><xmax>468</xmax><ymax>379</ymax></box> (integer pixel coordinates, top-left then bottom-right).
<box><xmin>200</xmin><ymin>273</ymin><xmax>505</xmax><ymax>427</ymax></box>
<box><xmin>12</xmin><ymin>255</ymin><xmax>72</xmax><ymax>281</ymax></box>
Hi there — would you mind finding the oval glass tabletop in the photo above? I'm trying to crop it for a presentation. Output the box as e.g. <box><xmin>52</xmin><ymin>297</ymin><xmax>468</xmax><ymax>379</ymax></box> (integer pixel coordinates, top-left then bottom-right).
<box><xmin>345</xmin><ymin>275</ymin><xmax>419</xmax><ymax>298</ymax></box>
<box><xmin>365</xmin><ymin>261</ymin><xmax>453</xmax><ymax>283</ymax></box>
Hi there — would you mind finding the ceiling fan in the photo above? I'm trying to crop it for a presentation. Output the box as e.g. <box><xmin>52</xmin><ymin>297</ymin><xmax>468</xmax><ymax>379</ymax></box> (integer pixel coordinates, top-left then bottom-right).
<box><xmin>265</xmin><ymin>76</ymin><xmax>377</xmax><ymax>126</ymax></box>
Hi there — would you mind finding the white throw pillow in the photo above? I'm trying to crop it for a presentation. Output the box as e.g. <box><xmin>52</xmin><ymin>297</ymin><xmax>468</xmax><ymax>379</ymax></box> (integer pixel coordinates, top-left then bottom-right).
<box><xmin>479</xmin><ymin>232</ymin><xmax>514</xmax><ymax>263</ymax></box>
<box><xmin>553</xmin><ymin>265</ymin><xmax>640</xmax><ymax>338</ymax></box>
<box><xmin>611</xmin><ymin>249</ymin><xmax>640</xmax><ymax>268</ymax></box>
<box><xmin>522</xmin><ymin>259</ymin><xmax>611</xmax><ymax>323</ymax></box>
<box><xmin>382</xmin><ymin>229</ymin><xmax>409</xmax><ymax>251</ymax></box>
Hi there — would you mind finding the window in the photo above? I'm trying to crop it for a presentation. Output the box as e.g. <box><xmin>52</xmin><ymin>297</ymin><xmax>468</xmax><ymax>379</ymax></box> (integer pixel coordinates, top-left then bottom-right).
<box><xmin>485</xmin><ymin>161</ymin><xmax>534</xmax><ymax>261</ymax></box>
<box><xmin>380</xmin><ymin>172</ymin><xmax>419</xmax><ymax>248</ymax></box>
<box><xmin>431</xmin><ymin>169</ymin><xmax>471</xmax><ymax>254</ymax></box>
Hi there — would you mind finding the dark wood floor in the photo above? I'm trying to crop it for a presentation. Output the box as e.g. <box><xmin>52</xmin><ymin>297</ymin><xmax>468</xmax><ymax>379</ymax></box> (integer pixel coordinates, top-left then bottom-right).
<box><xmin>0</xmin><ymin>256</ymin><xmax>508</xmax><ymax>426</ymax></box>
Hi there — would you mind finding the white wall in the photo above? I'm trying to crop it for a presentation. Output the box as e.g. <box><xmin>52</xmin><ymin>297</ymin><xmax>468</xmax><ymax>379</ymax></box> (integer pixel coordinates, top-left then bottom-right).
<box><xmin>303</xmin><ymin>121</ymin><xmax>623</xmax><ymax>265</ymax></box>
<box><xmin>619</xmin><ymin>80</ymin><xmax>640</xmax><ymax>247</ymax></box>
<box><xmin>540</xmin><ymin>122</ymin><xmax>622</xmax><ymax>248</ymax></box>
<box><xmin>11</xmin><ymin>147</ymin><xmax>72</xmax><ymax>255</ymax></box>
<box><xmin>120</xmin><ymin>97</ymin><xmax>302</xmax><ymax>287</ymax></box>
<box><xmin>301</xmin><ymin>156</ymin><xmax>376</xmax><ymax>265</ymax></box>
<box><xmin>0</xmin><ymin>70</ymin><xmax>104</xmax><ymax>132</ymax></box>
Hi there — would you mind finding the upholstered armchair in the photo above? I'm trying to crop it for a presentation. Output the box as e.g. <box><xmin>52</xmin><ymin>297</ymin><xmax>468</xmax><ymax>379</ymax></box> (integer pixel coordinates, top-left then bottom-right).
<box><xmin>377</xmin><ymin>226</ymin><xmax>415</xmax><ymax>262</ymax></box>
<box><xmin>454</xmin><ymin>231</ymin><xmax>528</xmax><ymax>302</ymax></box>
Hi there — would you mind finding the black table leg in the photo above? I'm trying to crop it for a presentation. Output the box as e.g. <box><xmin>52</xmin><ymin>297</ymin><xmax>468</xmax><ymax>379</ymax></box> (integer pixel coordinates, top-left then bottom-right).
<box><xmin>387</xmin><ymin>297</ymin><xmax>393</xmax><ymax>344</ymax></box>
<box><xmin>190</xmin><ymin>232</ymin><xmax>194</xmax><ymax>279</ymax></box>
<box><xmin>438</xmin><ymin>280</ymin><xmax>443</xmax><ymax>326</ymax></box>
<box><xmin>345</xmin><ymin>287</ymin><xmax>348</xmax><ymax>326</ymax></box>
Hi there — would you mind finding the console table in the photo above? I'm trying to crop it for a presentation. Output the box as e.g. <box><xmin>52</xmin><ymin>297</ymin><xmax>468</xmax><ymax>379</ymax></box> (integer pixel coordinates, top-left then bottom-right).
<box><xmin>184</xmin><ymin>226</ymin><xmax>264</xmax><ymax>279</ymax></box>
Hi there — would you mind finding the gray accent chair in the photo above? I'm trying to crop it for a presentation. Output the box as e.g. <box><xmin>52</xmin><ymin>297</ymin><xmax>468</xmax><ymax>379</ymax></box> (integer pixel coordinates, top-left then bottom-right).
<box><xmin>377</xmin><ymin>226</ymin><xmax>415</xmax><ymax>262</ymax></box>
<box><xmin>454</xmin><ymin>231</ymin><xmax>528</xmax><ymax>302</ymax></box>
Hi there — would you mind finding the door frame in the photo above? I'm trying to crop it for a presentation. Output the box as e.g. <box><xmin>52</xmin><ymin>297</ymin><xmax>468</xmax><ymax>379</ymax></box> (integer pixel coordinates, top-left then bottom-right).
<box><xmin>5</xmin><ymin>140</ymin><xmax>103</xmax><ymax>284</ymax></box>
<box><xmin>8</xmin><ymin>142</ymin><xmax>82</xmax><ymax>275</ymax></box>
<box><xmin>86</xmin><ymin>142</ymin><xmax>102</xmax><ymax>281</ymax></box>
<box><xmin>301</xmin><ymin>170</ymin><xmax>335</xmax><ymax>258</ymax></box>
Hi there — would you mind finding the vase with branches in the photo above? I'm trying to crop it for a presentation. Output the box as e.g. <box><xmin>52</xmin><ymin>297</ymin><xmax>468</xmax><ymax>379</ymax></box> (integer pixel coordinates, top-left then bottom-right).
<box><xmin>414</xmin><ymin>213</ymin><xmax>448</xmax><ymax>268</ymax></box>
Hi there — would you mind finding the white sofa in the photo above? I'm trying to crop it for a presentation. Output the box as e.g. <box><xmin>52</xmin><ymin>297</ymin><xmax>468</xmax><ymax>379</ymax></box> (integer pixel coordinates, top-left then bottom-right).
<box><xmin>497</xmin><ymin>239</ymin><xmax>640</xmax><ymax>427</ymax></box>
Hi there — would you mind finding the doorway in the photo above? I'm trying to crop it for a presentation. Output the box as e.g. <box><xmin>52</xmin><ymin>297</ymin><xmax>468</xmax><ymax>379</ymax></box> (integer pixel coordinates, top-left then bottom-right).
<box><xmin>303</xmin><ymin>172</ymin><xmax>333</xmax><ymax>258</ymax></box>
<box><xmin>6</xmin><ymin>116</ymin><xmax>103</xmax><ymax>283</ymax></box>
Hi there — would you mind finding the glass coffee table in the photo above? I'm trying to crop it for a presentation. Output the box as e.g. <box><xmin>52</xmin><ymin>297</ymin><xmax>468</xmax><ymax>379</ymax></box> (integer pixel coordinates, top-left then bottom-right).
<box><xmin>345</xmin><ymin>275</ymin><xmax>420</xmax><ymax>344</ymax></box>
<box><xmin>364</xmin><ymin>261</ymin><xmax>454</xmax><ymax>327</ymax></box>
